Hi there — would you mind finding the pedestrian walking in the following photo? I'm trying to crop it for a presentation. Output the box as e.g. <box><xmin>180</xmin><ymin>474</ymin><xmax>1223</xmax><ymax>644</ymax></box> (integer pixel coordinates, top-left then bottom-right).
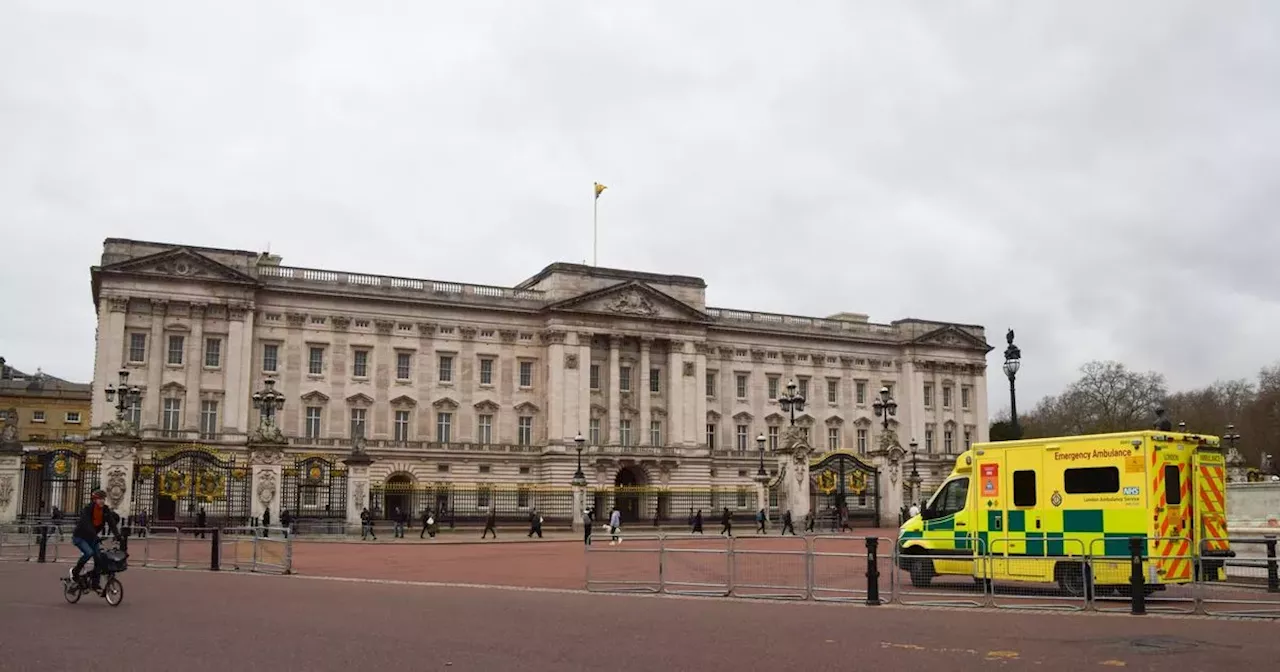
<box><xmin>780</xmin><ymin>510</ymin><xmax>796</xmax><ymax>535</ymax></box>
<box><xmin>482</xmin><ymin>507</ymin><xmax>497</xmax><ymax>539</ymax></box>
<box><xmin>196</xmin><ymin>507</ymin><xmax>207</xmax><ymax>539</ymax></box>
<box><xmin>360</xmin><ymin>507</ymin><xmax>377</xmax><ymax>540</ymax></box>
<box><xmin>261</xmin><ymin>506</ymin><xmax>271</xmax><ymax>538</ymax></box>
<box><xmin>608</xmin><ymin>507</ymin><xmax>622</xmax><ymax>545</ymax></box>
<box><xmin>692</xmin><ymin>509</ymin><xmax>704</xmax><ymax>534</ymax></box>
<box><xmin>804</xmin><ymin>510</ymin><xmax>815</xmax><ymax>533</ymax></box>
<box><xmin>280</xmin><ymin>508</ymin><xmax>294</xmax><ymax>538</ymax></box>
<box><xmin>582</xmin><ymin>507</ymin><xmax>594</xmax><ymax>546</ymax></box>
<box><xmin>392</xmin><ymin>507</ymin><xmax>406</xmax><ymax>538</ymax></box>
<box><xmin>527</xmin><ymin>508</ymin><xmax>543</xmax><ymax>538</ymax></box>
<box><xmin>420</xmin><ymin>508</ymin><xmax>436</xmax><ymax>539</ymax></box>
<box><xmin>720</xmin><ymin>507</ymin><xmax>732</xmax><ymax>537</ymax></box>
<box><xmin>755</xmin><ymin>509</ymin><xmax>767</xmax><ymax>534</ymax></box>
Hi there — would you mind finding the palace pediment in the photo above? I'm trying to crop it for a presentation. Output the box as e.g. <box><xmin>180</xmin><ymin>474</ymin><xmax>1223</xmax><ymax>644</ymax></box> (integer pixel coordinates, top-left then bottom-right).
<box><xmin>909</xmin><ymin>325</ymin><xmax>992</xmax><ymax>352</ymax></box>
<box><xmin>98</xmin><ymin>247</ymin><xmax>258</xmax><ymax>285</ymax></box>
<box><xmin>544</xmin><ymin>281</ymin><xmax>709</xmax><ymax>322</ymax></box>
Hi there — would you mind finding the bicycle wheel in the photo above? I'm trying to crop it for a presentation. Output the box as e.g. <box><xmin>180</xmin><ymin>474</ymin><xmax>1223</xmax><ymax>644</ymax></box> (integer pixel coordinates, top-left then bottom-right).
<box><xmin>62</xmin><ymin>580</ymin><xmax>82</xmax><ymax>604</ymax></box>
<box><xmin>103</xmin><ymin>577</ymin><xmax>124</xmax><ymax>607</ymax></box>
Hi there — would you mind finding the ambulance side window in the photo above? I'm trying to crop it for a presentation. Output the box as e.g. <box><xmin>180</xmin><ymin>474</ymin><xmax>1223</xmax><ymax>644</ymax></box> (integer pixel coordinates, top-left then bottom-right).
<box><xmin>1164</xmin><ymin>465</ymin><xmax>1182</xmax><ymax>505</ymax></box>
<box><xmin>1013</xmin><ymin>470</ymin><xmax>1037</xmax><ymax>507</ymax></box>
<box><xmin>1063</xmin><ymin>467</ymin><xmax>1120</xmax><ymax>494</ymax></box>
<box><xmin>927</xmin><ymin>477</ymin><xmax>969</xmax><ymax>519</ymax></box>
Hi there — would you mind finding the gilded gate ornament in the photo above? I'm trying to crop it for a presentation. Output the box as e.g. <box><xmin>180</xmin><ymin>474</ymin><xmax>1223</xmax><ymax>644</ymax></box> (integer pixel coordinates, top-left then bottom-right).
<box><xmin>256</xmin><ymin>470</ymin><xmax>278</xmax><ymax>506</ymax></box>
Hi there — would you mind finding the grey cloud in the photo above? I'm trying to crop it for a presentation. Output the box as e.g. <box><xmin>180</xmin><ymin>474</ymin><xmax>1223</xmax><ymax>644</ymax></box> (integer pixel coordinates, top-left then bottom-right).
<box><xmin>2</xmin><ymin>0</ymin><xmax>1278</xmax><ymax>414</ymax></box>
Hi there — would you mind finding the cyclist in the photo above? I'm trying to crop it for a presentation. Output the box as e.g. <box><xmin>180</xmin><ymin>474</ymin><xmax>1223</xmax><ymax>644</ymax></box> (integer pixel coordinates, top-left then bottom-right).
<box><xmin>70</xmin><ymin>489</ymin><xmax>120</xmax><ymax>590</ymax></box>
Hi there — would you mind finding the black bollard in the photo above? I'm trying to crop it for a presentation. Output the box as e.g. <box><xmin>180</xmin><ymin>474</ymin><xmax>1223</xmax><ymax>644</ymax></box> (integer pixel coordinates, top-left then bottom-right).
<box><xmin>211</xmin><ymin>528</ymin><xmax>221</xmax><ymax>571</ymax></box>
<box><xmin>37</xmin><ymin>526</ymin><xmax>49</xmax><ymax>563</ymax></box>
<box><xmin>1266</xmin><ymin>537</ymin><xmax>1279</xmax><ymax>594</ymax></box>
<box><xmin>865</xmin><ymin>537</ymin><xmax>881</xmax><ymax>606</ymax></box>
<box><xmin>1129</xmin><ymin>537</ymin><xmax>1146</xmax><ymax>615</ymax></box>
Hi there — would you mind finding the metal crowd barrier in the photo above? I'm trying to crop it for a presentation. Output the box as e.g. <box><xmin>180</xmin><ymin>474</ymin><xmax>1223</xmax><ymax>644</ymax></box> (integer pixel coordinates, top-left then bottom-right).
<box><xmin>584</xmin><ymin>532</ymin><xmax>1280</xmax><ymax>618</ymax></box>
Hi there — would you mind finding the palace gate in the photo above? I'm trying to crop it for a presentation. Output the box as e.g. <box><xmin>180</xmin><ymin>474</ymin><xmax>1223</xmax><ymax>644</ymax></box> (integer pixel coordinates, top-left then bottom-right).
<box><xmin>810</xmin><ymin>451</ymin><xmax>880</xmax><ymax>527</ymax></box>
<box><xmin>280</xmin><ymin>455</ymin><xmax>348</xmax><ymax>523</ymax></box>
<box><xmin>132</xmin><ymin>447</ymin><xmax>251</xmax><ymax>527</ymax></box>
<box><xmin>19</xmin><ymin>446</ymin><xmax>100</xmax><ymax>520</ymax></box>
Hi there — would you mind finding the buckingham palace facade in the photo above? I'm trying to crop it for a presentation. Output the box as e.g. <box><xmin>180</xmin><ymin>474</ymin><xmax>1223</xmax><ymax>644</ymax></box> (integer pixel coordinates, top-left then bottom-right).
<box><xmin>72</xmin><ymin>237</ymin><xmax>992</xmax><ymax>527</ymax></box>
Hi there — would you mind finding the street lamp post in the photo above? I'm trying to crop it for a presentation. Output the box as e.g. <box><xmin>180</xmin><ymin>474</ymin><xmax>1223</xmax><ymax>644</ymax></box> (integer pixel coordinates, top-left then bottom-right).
<box><xmin>572</xmin><ymin>433</ymin><xmax>587</xmax><ymax>484</ymax></box>
<box><xmin>103</xmin><ymin>369</ymin><xmax>143</xmax><ymax>426</ymax></box>
<box><xmin>871</xmin><ymin>386</ymin><xmax>897</xmax><ymax>431</ymax></box>
<box><xmin>756</xmin><ymin>433</ymin><xmax>767</xmax><ymax>477</ymax></box>
<box><xmin>1003</xmin><ymin>329</ymin><xmax>1021</xmax><ymax>440</ymax></box>
<box><xmin>251</xmin><ymin>378</ymin><xmax>286</xmax><ymax>426</ymax></box>
<box><xmin>908</xmin><ymin>438</ymin><xmax>922</xmax><ymax>509</ymax></box>
<box><xmin>778</xmin><ymin>379</ymin><xmax>806</xmax><ymax>425</ymax></box>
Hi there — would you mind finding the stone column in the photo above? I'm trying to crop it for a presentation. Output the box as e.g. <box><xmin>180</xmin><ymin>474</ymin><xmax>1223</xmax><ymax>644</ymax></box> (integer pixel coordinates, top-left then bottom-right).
<box><xmin>638</xmin><ymin>339</ymin><xmax>652</xmax><ymax>444</ymax></box>
<box><xmin>225</xmin><ymin>303</ymin><xmax>251</xmax><ymax>434</ymax></box>
<box><xmin>608</xmin><ymin>336</ymin><xmax>621</xmax><ymax>444</ymax></box>
<box><xmin>146</xmin><ymin>300</ymin><xmax>167</xmax><ymax>427</ymax></box>
<box><xmin>694</xmin><ymin>344</ymin><xmax>709</xmax><ymax>448</ymax></box>
<box><xmin>576</xmin><ymin>332</ymin><xmax>593</xmax><ymax>440</ymax></box>
<box><xmin>344</xmin><ymin>449</ymin><xmax>374</xmax><ymax>533</ymax></box>
<box><xmin>94</xmin><ymin>435</ymin><xmax>140</xmax><ymax>521</ymax></box>
<box><xmin>185</xmin><ymin>304</ymin><xmax>206</xmax><ymax>432</ymax></box>
<box><xmin>667</xmin><ymin>340</ymin><xmax>685</xmax><ymax>446</ymax></box>
<box><xmin>879</xmin><ymin>450</ymin><xmax>905</xmax><ymax>527</ymax></box>
<box><xmin>571</xmin><ymin>483</ymin><xmax>587</xmax><ymax>534</ymax></box>
<box><xmin>755</xmin><ymin>474</ymin><xmax>770</xmax><ymax>522</ymax></box>
<box><xmin>0</xmin><ymin>419</ymin><xmax>23</xmax><ymax>523</ymax></box>
<box><xmin>249</xmin><ymin>445</ymin><xmax>285</xmax><ymax>528</ymax></box>
<box><xmin>93</xmin><ymin>296</ymin><xmax>129</xmax><ymax>427</ymax></box>
<box><xmin>901</xmin><ymin>359</ymin><xmax>922</xmax><ymax>452</ymax></box>
<box><xmin>545</xmin><ymin>330</ymin><xmax>566</xmax><ymax>444</ymax></box>
<box><xmin>775</xmin><ymin>426</ymin><xmax>811</xmax><ymax>521</ymax></box>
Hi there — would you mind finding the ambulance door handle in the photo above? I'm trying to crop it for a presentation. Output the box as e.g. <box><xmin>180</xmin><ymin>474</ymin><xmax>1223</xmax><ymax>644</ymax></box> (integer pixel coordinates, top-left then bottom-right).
<box><xmin>1035</xmin><ymin>519</ymin><xmax>1041</xmax><ymax>530</ymax></box>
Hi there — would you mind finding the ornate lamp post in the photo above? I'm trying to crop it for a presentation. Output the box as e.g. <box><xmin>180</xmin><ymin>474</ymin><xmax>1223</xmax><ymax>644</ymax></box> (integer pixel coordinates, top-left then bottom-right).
<box><xmin>756</xmin><ymin>433</ymin><xmax>767</xmax><ymax>477</ymax></box>
<box><xmin>778</xmin><ymin>379</ymin><xmax>806</xmax><ymax>425</ymax></box>
<box><xmin>251</xmin><ymin>378</ymin><xmax>286</xmax><ymax>426</ymax></box>
<box><xmin>104</xmin><ymin>369</ymin><xmax>143</xmax><ymax>426</ymax></box>
<box><xmin>907</xmin><ymin>438</ymin><xmax>922</xmax><ymax>505</ymax></box>
<box><xmin>572</xmin><ymin>433</ymin><xmax>587</xmax><ymax>485</ymax></box>
<box><xmin>1002</xmin><ymin>329</ymin><xmax>1021</xmax><ymax>440</ymax></box>
<box><xmin>872</xmin><ymin>386</ymin><xmax>897</xmax><ymax>431</ymax></box>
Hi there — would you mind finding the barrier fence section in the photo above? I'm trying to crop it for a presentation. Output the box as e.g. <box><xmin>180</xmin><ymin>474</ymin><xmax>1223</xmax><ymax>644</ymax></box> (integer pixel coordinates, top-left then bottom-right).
<box><xmin>584</xmin><ymin>533</ymin><xmax>1280</xmax><ymax>618</ymax></box>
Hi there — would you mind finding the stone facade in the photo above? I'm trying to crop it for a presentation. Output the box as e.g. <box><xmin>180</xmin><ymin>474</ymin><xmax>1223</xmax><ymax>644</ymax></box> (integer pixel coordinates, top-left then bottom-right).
<box><xmin>0</xmin><ymin>359</ymin><xmax>92</xmax><ymax>442</ymax></box>
<box><xmin>86</xmin><ymin>238</ymin><xmax>993</xmax><ymax>519</ymax></box>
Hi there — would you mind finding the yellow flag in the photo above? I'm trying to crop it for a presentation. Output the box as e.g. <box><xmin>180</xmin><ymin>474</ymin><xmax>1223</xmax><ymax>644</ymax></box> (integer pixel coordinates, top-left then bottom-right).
<box><xmin>594</xmin><ymin>182</ymin><xmax>607</xmax><ymax>199</ymax></box>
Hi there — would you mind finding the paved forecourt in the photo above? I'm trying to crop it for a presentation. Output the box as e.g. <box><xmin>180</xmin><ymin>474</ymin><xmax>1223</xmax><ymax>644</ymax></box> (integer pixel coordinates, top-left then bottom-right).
<box><xmin>1</xmin><ymin>560</ymin><xmax>1275</xmax><ymax>671</ymax></box>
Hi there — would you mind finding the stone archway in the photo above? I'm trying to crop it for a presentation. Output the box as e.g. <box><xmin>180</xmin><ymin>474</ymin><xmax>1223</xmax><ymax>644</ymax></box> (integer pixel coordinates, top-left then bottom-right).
<box><xmin>383</xmin><ymin>472</ymin><xmax>414</xmax><ymax>518</ymax></box>
<box><xmin>613</xmin><ymin>465</ymin><xmax>647</xmax><ymax>523</ymax></box>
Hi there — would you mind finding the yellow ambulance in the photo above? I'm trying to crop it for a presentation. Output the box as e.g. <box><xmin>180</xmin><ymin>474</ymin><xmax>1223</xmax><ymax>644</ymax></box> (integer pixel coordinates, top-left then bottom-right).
<box><xmin>897</xmin><ymin>430</ymin><xmax>1231</xmax><ymax>595</ymax></box>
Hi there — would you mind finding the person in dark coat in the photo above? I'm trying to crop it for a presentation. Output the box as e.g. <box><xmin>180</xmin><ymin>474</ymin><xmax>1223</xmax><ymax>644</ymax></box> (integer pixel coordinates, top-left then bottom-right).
<box><xmin>420</xmin><ymin>508</ymin><xmax>435</xmax><ymax>539</ymax></box>
<box><xmin>70</xmin><ymin>490</ymin><xmax>120</xmax><ymax>590</ymax></box>
<box><xmin>262</xmin><ymin>506</ymin><xmax>272</xmax><ymax>538</ymax></box>
<box><xmin>720</xmin><ymin>507</ymin><xmax>732</xmax><ymax>537</ymax></box>
<box><xmin>196</xmin><ymin>507</ymin><xmax>207</xmax><ymax>538</ymax></box>
<box><xmin>780</xmin><ymin>510</ymin><xmax>796</xmax><ymax>535</ymax></box>
<box><xmin>482</xmin><ymin>507</ymin><xmax>497</xmax><ymax>539</ymax></box>
<box><xmin>692</xmin><ymin>509</ymin><xmax>704</xmax><ymax>534</ymax></box>
<box><xmin>527</xmin><ymin>508</ymin><xmax>543</xmax><ymax>538</ymax></box>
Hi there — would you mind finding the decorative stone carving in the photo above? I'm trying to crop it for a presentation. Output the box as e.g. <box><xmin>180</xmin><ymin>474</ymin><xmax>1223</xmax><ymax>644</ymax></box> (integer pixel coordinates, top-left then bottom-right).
<box><xmin>878</xmin><ymin>428</ymin><xmax>901</xmax><ymax>452</ymax></box>
<box><xmin>352</xmin><ymin>482</ymin><xmax>367</xmax><ymax>510</ymax></box>
<box><xmin>606</xmin><ymin>290</ymin><xmax>657</xmax><ymax>316</ymax></box>
<box><xmin>417</xmin><ymin>322</ymin><xmax>437</xmax><ymax>335</ymax></box>
<box><xmin>541</xmin><ymin>330</ymin><xmax>567</xmax><ymax>345</ymax></box>
<box><xmin>0</xmin><ymin>408</ymin><xmax>19</xmax><ymax>449</ymax></box>
<box><xmin>249</xmin><ymin>422</ymin><xmax>287</xmax><ymax>445</ymax></box>
<box><xmin>432</xmin><ymin>397</ymin><xmax>460</xmax><ymax>411</ymax></box>
<box><xmin>750</xmin><ymin>349</ymin><xmax>766</xmax><ymax>362</ymax></box>
<box><xmin>682</xmin><ymin>362</ymin><xmax>695</xmax><ymax>377</ymax></box>
<box><xmin>0</xmin><ymin>474</ymin><xmax>14</xmax><ymax>509</ymax></box>
<box><xmin>331</xmin><ymin>316</ymin><xmax>351</xmax><ymax>331</ymax></box>
<box><xmin>105</xmin><ymin>467</ymin><xmax>128</xmax><ymax>508</ymax></box>
<box><xmin>459</xmin><ymin>326</ymin><xmax>476</xmax><ymax>340</ymax></box>
<box><xmin>226</xmin><ymin>302</ymin><xmax>249</xmax><ymax>321</ymax></box>
<box><xmin>564</xmin><ymin>353</ymin><xmax>579</xmax><ymax>369</ymax></box>
<box><xmin>781</xmin><ymin>351</ymin><xmax>796</xmax><ymax>363</ymax></box>
<box><xmin>839</xmin><ymin>355</ymin><xmax>855</xmax><ymax>367</ymax></box>
<box><xmin>107</xmin><ymin>296</ymin><xmax>130</xmax><ymax>313</ymax></box>
<box><xmin>500</xmin><ymin>330</ymin><xmax>519</xmax><ymax>343</ymax></box>
<box><xmin>103</xmin><ymin>441</ymin><xmax>137</xmax><ymax>460</ymax></box>
<box><xmin>285</xmin><ymin>312</ymin><xmax>307</xmax><ymax>327</ymax></box>
<box><xmin>250</xmin><ymin>447</ymin><xmax>286</xmax><ymax>466</ymax></box>
<box><xmin>95</xmin><ymin>419</ymin><xmax>140</xmax><ymax>440</ymax></box>
<box><xmin>375</xmin><ymin>319</ymin><xmax>395</xmax><ymax>334</ymax></box>
<box><xmin>256</xmin><ymin>471</ymin><xmax>278</xmax><ymax>506</ymax></box>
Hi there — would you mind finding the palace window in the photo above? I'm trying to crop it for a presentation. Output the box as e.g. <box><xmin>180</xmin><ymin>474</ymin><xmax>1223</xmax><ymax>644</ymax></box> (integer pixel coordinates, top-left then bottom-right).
<box><xmin>518</xmin><ymin>416</ymin><xmax>533</xmax><ymax>446</ymax></box>
<box><xmin>438</xmin><ymin>355</ymin><xmax>454</xmax><ymax>383</ymax></box>
<box><xmin>305</xmin><ymin>407</ymin><xmax>321</xmax><ymax>439</ymax></box>
<box><xmin>827</xmin><ymin>427</ymin><xmax>840</xmax><ymax>451</ymax></box>
<box><xmin>167</xmin><ymin>335</ymin><xmax>185</xmax><ymax>366</ymax></box>
<box><xmin>479</xmin><ymin>358</ymin><xmax>494</xmax><ymax>386</ymax></box>
<box><xmin>262</xmin><ymin>343</ymin><xmax>279</xmax><ymax>373</ymax></box>
<box><xmin>477</xmin><ymin>414</ymin><xmax>493</xmax><ymax>444</ymax></box>
<box><xmin>436</xmin><ymin>412</ymin><xmax>452</xmax><ymax>443</ymax></box>
<box><xmin>204</xmin><ymin>338</ymin><xmax>221</xmax><ymax>368</ymax></box>
<box><xmin>396</xmin><ymin>352</ymin><xmax>412</xmax><ymax>381</ymax></box>
<box><xmin>308</xmin><ymin>347</ymin><xmax>324</xmax><ymax>375</ymax></box>
<box><xmin>352</xmin><ymin>349</ymin><xmax>368</xmax><ymax>378</ymax></box>
<box><xmin>519</xmin><ymin>361</ymin><xmax>534</xmax><ymax>388</ymax></box>
<box><xmin>128</xmin><ymin>333</ymin><xmax>147</xmax><ymax>363</ymax></box>
<box><xmin>199</xmin><ymin>401</ymin><xmax>218</xmax><ymax>439</ymax></box>
<box><xmin>619</xmin><ymin>366</ymin><xmax>632</xmax><ymax>392</ymax></box>
<box><xmin>394</xmin><ymin>410</ymin><xmax>411</xmax><ymax>442</ymax></box>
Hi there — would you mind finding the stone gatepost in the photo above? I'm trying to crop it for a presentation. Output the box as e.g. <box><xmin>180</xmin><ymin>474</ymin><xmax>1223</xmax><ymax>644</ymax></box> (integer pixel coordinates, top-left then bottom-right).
<box><xmin>93</xmin><ymin>435</ymin><xmax>140</xmax><ymax>521</ymax></box>
<box><xmin>343</xmin><ymin>445</ymin><xmax>374</xmax><ymax>533</ymax></box>
<box><xmin>755</xmin><ymin>474</ymin><xmax>771</xmax><ymax>522</ymax></box>
<box><xmin>774</xmin><ymin>426</ymin><xmax>812</xmax><ymax>522</ymax></box>
<box><xmin>248</xmin><ymin>445</ymin><xmax>285</xmax><ymax>527</ymax></box>
<box><xmin>571</xmin><ymin>483</ymin><xmax>587</xmax><ymax>533</ymax></box>
<box><xmin>870</xmin><ymin>429</ymin><xmax>907</xmax><ymax>528</ymax></box>
<box><xmin>0</xmin><ymin>408</ymin><xmax>23</xmax><ymax>523</ymax></box>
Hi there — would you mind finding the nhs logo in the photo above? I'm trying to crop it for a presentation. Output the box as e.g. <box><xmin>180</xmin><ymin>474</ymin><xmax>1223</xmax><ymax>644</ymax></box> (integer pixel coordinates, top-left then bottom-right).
<box><xmin>1123</xmin><ymin>486</ymin><xmax>1140</xmax><ymax>496</ymax></box>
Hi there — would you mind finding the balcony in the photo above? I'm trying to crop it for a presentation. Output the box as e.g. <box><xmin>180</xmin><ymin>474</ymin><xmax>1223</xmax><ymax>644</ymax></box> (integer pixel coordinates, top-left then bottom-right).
<box><xmin>257</xmin><ymin>265</ymin><xmax>546</xmax><ymax>308</ymax></box>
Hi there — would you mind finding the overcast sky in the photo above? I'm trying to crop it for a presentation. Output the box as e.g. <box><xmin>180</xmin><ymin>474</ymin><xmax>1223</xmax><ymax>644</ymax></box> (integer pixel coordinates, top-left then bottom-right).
<box><xmin>3</xmin><ymin>1</ymin><xmax>1278</xmax><ymax>415</ymax></box>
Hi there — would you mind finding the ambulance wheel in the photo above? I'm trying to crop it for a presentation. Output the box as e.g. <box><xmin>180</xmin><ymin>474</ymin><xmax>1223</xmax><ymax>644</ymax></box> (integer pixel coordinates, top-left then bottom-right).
<box><xmin>906</xmin><ymin>556</ymin><xmax>934</xmax><ymax>588</ymax></box>
<box><xmin>1055</xmin><ymin>564</ymin><xmax>1086</xmax><ymax>597</ymax></box>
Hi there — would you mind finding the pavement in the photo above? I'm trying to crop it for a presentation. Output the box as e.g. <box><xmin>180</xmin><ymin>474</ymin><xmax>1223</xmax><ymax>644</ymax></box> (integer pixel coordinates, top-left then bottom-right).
<box><xmin>0</xmin><ymin>560</ymin><xmax>1275</xmax><ymax>671</ymax></box>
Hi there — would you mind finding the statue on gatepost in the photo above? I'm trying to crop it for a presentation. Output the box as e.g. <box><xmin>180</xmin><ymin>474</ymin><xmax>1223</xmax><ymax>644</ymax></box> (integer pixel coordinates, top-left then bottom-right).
<box><xmin>0</xmin><ymin>408</ymin><xmax>20</xmax><ymax>454</ymax></box>
<box><xmin>774</xmin><ymin>425</ymin><xmax>813</xmax><ymax>521</ymax></box>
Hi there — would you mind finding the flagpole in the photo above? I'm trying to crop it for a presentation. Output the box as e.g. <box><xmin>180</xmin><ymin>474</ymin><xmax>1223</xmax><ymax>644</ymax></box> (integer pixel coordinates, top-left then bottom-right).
<box><xmin>593</xmin><ymin>189</ymin><xmax>598</xmax><ymax>267</ymax></box>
